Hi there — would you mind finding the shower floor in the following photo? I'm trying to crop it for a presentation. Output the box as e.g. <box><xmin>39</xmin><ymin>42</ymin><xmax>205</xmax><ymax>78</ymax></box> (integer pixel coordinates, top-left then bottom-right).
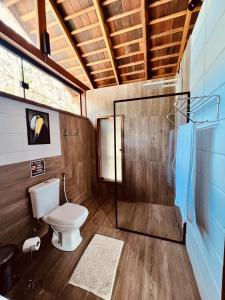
<box><xmin>117</xmin><ymin>201</ymin><xmax>183</xmax><ymax>242</ymax></box>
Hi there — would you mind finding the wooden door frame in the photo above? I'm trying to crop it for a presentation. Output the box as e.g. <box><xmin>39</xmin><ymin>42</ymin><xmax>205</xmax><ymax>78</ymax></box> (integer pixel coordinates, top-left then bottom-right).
<box><xmin>113</xmin><ymin>91</ymin><xmax>190</xmax><ymax>244</ymax></box>
<box><xmin>96</xmin><ymin>115</ymin><xmax>124</xmax><ymax>183</ymax></box>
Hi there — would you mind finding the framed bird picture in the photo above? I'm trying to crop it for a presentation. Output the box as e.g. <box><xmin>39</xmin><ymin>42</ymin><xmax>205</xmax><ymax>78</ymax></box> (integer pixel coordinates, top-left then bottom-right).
<box><xmin>26</xmin><ymin>108</ymin><xmax>51</xmax><ymax>145</ymax></box>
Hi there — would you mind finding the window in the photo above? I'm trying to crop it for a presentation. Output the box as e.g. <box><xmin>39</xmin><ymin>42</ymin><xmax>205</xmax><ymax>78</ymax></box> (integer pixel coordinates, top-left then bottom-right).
<box><xmin>0</xmin><ymin>44</ymin><xmax>81</xmax><ymax>115</ymax></box>
<box><xmin>97</xmin><ymin>116</ymin><xmax>123</xmax><ymax>182</ymax></box>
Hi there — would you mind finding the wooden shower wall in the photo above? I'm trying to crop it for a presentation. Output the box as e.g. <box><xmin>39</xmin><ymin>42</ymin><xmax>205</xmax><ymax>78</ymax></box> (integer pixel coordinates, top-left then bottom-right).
<box><xmin>0</xmin><ymin>109</ymin><xmax>95</xmax><ymax>247</ymax></box>
<box><xmin>86</xmin><ymin>80</ymin><xmax>175</xmax><ymax>202</ymax></box>
<box><xmin>116</xmin><ymin>97</ymin><xmax>175</xmax><ymax>205</ymax></box>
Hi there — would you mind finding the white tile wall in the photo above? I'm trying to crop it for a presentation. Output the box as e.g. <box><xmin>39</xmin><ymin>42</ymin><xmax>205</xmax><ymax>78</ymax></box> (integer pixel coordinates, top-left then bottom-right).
<box><xmin>186</xmin><ymin>1</ymin><xmax>225</xmax><ymax>299</ymax></box>
<box><xmin>0</xmin><ymin>96</ymin><xmax>61</xmax><ymax>165</ymax></box>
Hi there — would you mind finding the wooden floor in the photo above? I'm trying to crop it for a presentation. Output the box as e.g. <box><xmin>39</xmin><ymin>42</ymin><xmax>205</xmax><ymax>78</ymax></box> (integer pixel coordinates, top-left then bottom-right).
<box><xmin>8</xmin><ymin>197</ymin><xmax>200</xmax><ymax>300</ymax></box>
<box><xmin>117</xmin><ymin>201</ymin><xmax>183</xmax><ymax>242</ymax></box>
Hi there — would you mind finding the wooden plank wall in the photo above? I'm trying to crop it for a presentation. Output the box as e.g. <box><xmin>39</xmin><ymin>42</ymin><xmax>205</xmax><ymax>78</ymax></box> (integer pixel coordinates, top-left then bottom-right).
<box><xmin>0</xmin><ymin>111</ymin><xmax>95</xmax><ymax>247</ymax></box>
<box><xmin>86</xmin><ymin>80</ymin><xmax>175</xmax><ymax>201</ymax></box>
<box><xmin>116</xmin><ymin>96</ymin><xmax>175</xmax><ymax>205</ymax></box>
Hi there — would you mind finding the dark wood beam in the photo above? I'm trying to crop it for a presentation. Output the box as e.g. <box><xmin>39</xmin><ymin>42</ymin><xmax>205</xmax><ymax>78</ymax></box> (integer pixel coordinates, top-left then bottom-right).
<box><xmin>141</xmin><ymin>0</ymin><xmax>148</xmax><ymax>80</ymax></box>
<box><xmin>36</xmin><ymin>0</ymin><xmax>46</xmax><ymax>51</ymax></box>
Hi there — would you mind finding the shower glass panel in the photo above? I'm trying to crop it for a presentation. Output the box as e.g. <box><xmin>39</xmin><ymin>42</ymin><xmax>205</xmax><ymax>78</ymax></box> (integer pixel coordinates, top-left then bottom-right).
<box><xmin>115</xmin><ymin>94</ymin><xmax>189</xmax><ymax>242</ymax></box>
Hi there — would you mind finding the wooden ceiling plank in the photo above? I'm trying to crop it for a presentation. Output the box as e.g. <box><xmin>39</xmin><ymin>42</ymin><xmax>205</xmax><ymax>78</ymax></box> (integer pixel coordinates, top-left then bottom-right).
<box><xmin>51</xmin><ymin>46</ymin><xmax>71</xmax><ymax>55</ymax></box>
<box><xmin>90</xmin><ymin>67</ymin><xmax>113</xmax><ymax>74</ymax></box>
<box><xmin>152</xmin><ymin>73</ymin><xmax>176</xmax><ymax>79</ymax></box>
<box><xmin>71</xmin><ymin>22</ymin><xmax>99</xmax><ymax>35</ymax></box>
<box><xmin>94</xmin><ymin>75</ymin><xmax>115</xmax><ymax>82</ymax></box>
<box><xmin>150</xmin><ymin>41</ymin><xmax>180</xmax><ymax>51</ymax></box>
<box><xmin>92</xmin><ymin>0</ymin><xmax>119</xmax><ymax>84</ymax></box>
<box><xmin>149</xmin><ymin>10</ymin><xmax>186</xmax><ymax>25</ymax></box>
<box><xmin>151</xmin><ymin>25</ymin><xmax>194</xmax><ymax>39</ymax></box>
<box><xmin>176</xmin><ymin>1</ymin><xmax>192</xmax><ymax>73</ymax></box>
<box><xmin>149</xmin><ymin>0</ymin><xmax>174</xmax><ymax>8</ymax></box>
<box><xmin>120</xmin><ymin>69</ymin><xmax>145</xmax><ymax>77</ymax></box>
<box><xmin>152</xmin><ymin>63</ymin><xmax>177</xmax><ymax>71</ymax></box>
<box><xmin>86</xmin><ymin>58</ymin><xmax>111</xmax><ymax>67</ymax></box>
<box><xmin>116</xmin><ymin>50</ymin><xmax>143</xmax><ymax>60</ymax></box>
<box><xmin>51</xmin><ymin>34</ymin><xmax>65</xmax><ymax>43</ymax></box>
<box><xmin>56</xmin><ymin>0</ymin><xmax>66</xmax><ymax>3</ymax></box>
<box><xmin>67</xmin><ymin>65</ymin><xmax>82</xmax><ymax>71</ymax></box>
<box><xmin>118</xmin><ymin>60</ymin><xmax>144</xmax><ymax>69</ymax></box>
<box><xmin>58</xmin><ymin>57</ymin><xmax>76</xmax><ymax>64</ymax></box>
<box><xmin>113</xmin><ymin>38</ymin><xmax>143</xmax><ymax>49</ymax></box>
<box><xmin>109</xmin><ymin>24</ymin><xmax>143</xmax><ymax>37</ymax></box>
<box><xmin>77</xmin><ymin>36</ymin><xmax>104</xmax><ymax>47</ymax></box>
<box><xmin>102</xmin><ymin>0</ymin><xmax>118</xmax><ymax>6</ymax></box>
<box><xmin>141</xmin><ymin>0</ymin><xmax>148</xmax><ymax>80</ymax></box>
<box><xmin>64</xmin><ymin>6</ymin><xmax>95</xmax><ymax>21</ymax></box>
<box><xmin>122</xmin><ymin>76</ymin><xmax>145</xmax><ymax>83</ymax></box>
<box><xmin>82</xmin><ymin>48</ymin><xmax>107</xmax><ymax>58</ymax></box>
<box><xmin>106</xmin><ymin>7</ymin><xmax>141</xmax><ymax>23</ymax></box>
<box><xmin>151</xmin><ymin>53</ymin><xmax>179</xmax><ymax>62</ymax></box>
<box><xmin>48</xmin><ymin>0</ymin><xmax>94</xmax><ymax>88</ymax></box>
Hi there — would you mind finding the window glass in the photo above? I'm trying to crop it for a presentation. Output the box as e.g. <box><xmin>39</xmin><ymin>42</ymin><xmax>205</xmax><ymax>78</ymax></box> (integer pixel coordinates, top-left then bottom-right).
<box><xmin>0</xmin><ymin>0</ymin><xmax>38</xmax><ymax>47</ymax></box>
<box><xmin>23</xmin><ymin>60</ymin><xmax>80</xmax><ymax>114</ymax></box>
<box><xmin>0</xmin><ymin>46</ymin><xmax>23</xmax><ymax>97</ymax></box>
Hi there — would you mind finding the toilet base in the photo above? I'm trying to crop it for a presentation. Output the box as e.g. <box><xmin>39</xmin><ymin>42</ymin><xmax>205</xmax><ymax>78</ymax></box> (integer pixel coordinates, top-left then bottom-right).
<box><xmin>51</xmin><ymin>229</ymin><xmax>82</xmax><ymax>251</ymax></box>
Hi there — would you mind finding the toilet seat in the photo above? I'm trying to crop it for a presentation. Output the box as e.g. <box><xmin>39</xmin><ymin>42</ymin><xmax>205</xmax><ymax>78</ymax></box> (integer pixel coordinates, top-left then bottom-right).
<box><xmin>44</xmin><ymin>203</ymin><xmax>88</xmax><ymax>227</ymax></box>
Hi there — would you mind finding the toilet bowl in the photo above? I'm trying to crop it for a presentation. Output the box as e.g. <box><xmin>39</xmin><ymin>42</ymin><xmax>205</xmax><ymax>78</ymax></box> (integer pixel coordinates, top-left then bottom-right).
<box><xmin>29</xmin><ymin>178</ymin><xmax>89</xmax><ymax>252</ymax></box>
<box><xmin>43</xmin><ymin>202</ymin><xmax>88</xmax><ymax>251</ymax></box>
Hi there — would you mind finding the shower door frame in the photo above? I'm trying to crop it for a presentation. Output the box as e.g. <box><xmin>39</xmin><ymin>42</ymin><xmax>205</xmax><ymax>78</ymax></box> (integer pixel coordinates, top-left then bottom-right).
<box><xmin>113</xmin><ymin>91</ymin><xmax>190</xmax><ymax>244</ymax></box>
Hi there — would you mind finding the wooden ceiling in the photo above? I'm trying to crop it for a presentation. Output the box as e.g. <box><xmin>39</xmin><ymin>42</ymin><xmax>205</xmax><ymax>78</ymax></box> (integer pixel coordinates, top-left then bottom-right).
<box><xmin>3</xmin><ymin>0</ymin><xmax>201</xmax><ymax>89</ymax></box>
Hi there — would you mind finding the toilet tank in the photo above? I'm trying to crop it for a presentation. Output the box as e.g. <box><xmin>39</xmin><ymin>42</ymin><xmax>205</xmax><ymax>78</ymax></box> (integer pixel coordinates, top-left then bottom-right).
<box><xmin>29</xmin><ymin>178</ymin><xmax>60</xmax><ymax>219</ymax></box>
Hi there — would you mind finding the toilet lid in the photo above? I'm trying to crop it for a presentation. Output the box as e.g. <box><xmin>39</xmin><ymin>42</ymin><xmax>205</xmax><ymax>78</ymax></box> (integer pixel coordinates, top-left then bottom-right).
<box><xmin>46</xmin><ymin>203</ymin><xmax>88</xmax><ymax>226</ymax></box>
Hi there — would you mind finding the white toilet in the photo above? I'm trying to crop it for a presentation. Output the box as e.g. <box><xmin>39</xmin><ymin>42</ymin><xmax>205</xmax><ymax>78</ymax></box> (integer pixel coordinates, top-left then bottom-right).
<box><xmin>28</xmin><ymin>178</ymin><xmax>89</xmax><ymax>251</ymax></box>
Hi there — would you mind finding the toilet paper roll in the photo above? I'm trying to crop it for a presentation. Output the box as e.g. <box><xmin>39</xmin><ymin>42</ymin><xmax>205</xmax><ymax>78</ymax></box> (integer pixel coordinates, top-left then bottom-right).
<box><xmin>22</xmin><ymin>236</ymin><xmax>41</xmax><ymax>253</ymax></box>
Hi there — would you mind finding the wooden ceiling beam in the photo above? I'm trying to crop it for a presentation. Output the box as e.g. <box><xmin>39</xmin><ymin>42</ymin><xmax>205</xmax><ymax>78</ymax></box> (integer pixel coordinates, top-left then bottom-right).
<box><xmin>151</xmin><ymin>25</ymin><xmax>194</xmax><ymax>39</ymax></box>
<box><xmin>150</xmin><ymin>41</ymin><xmax>180</xmax><ymax>51</ymax></box>
<box><xmin>152</xmin><ymin>63</ymin><xmax>177</xmax><ymax>71</ymax></box>
<box><xmin>48</xmin><ymin>0</ymin><xmax>94</xmax><ymax>88</ymax></box>
<box><xmin>149</xmin><ymin>10</ymin><xmax>186</xmax><ymax>25</ymax></box>
<box><xmin>71</xmin><ymin>22</ymin><xmax>99</xmax><ymax>35</ymax></box>
<box><xmin>106</xmin><ymin>8</ymin><xmax>141</xmax><ymax>23</ymax></box>
<box><xmin>64</xmin><ymin>6</ymin><xmax>95</xmax><ymax>21</ymax></box>
<box><xmin>110</xmin><ymin>24</ymin><xmax>143</xmax><ymax>37</ymax></box>
<box><xmin>51</xmin><ymin>46</ymin><xmax>71</xmax><ymax>55</ymax></box>
<box><xmin>149</xmin><ymin>0</ymin><xmax>174</xmax><ymax>8</ymax></box>
<box><xmin>77</xmin><ymin>36</ymin><xmax>104</xmax><ymax>47</ymax></box>
<box><xmin>58</xmin><ymin>57</ymin><xmax>76</xmax><ymax>64</ymax></box>
<box><xmin>90</xmin><ymin>67</ymin><xmax>113</xmax><ymax>75</ymax></box>
<box><xmin>102</xmin><ymin>0</ymin><xmax>118</xmax><ymax>6</ymax></box>
<box><xmin>120</xmin><ymin>69</ymin><xmax>145</xmax><ymax>77</ymax></box>
<box><xmin>86</xmin><ymin>58</ymin><xmax>111</xmax><ymax>67</ymax></box>
<box><xmin>93</xmin><ymin>0</ymin><xmax>120</xmax><ymax>84</ymax></box>
<box><xmin>118</xmin><ymin>60</ymin><xmax>144</xmax><ymax>69</ymax></box>
<box><xmin>94</xmin><ymin>75</ymin><xmax>115</xmax><ymax>82</ymax></box>
<box><xmin>82</xmin><ymin>48</ymin><xmax>107</xmax><ymax>58</ymax></box>
<box><xmin>122</xmin><ymin>76</ymin><xmax>145</xmax><ymax>83</ymax></box>
<box><xmin>141</xmin><ymin>0</ymin><xmax>148</xmax><ymax>80</ymax></box>
<box><xmin>113</xmin><ymin>38</ymin><xmax>143</xmax><ymax>49</ymax></box>
<box><xmin>176</xmin><ymin>1</ymin><xmax>193</xmax><ymax>73</ymax></box>
<box><xmin>97</xmin><ymin>82</ymin><xmax>116</xmax><ymax>87</ymax></box>
<box><xmin>50</xmin><ymin>35</ymin><xmax>65</xmax><ymax>43</ymax></box>
<box><xmin>30</xmin><ymin>20</ymin><xmax>58</xmax><ymax>35</ymax></box>
<box><xmin>35</xmin><ymin>0</ymin><xmax>46</xmax><ymax>51</ymax></box>
<box><xmin>151</xmin><ymin>53</ymin><xmax>179</xmax><ymax>62</ymax></box>
<box><xmin>152</xmin><ymin>73</ymin><xmax>176</xmax><ymax>79</ymax></box>
<box><xmin>116</xmin><ymin>50</ymin><xmax>143</xmax><ymax>60</ymax></box>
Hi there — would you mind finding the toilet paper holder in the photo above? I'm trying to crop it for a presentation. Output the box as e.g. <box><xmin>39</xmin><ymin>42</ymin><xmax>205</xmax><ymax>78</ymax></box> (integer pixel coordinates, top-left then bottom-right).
<box><xmin>22</xmin><ymin>237</ymin><xmax>44</xmax><ymax>296</ymax></box>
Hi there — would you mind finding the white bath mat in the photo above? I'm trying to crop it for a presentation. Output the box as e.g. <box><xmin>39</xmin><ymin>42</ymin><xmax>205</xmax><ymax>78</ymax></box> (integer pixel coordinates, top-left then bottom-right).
<box><xmin>69</xmin><ymin>234</ymin><xmax>124</xmax><ymax>300</ymax></box>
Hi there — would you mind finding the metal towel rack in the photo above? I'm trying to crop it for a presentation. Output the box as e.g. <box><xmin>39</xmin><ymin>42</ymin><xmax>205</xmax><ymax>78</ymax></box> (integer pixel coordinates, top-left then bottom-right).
<box><xmin>167</xmin><ymin>94</ymin><xmax>221</xmax><ymax>127</ymax></box>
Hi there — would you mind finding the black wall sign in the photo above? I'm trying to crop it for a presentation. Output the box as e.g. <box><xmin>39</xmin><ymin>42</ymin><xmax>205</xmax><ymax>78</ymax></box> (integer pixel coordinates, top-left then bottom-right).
<box><xmin>30</xmin><ymin>160</ymin><xmax>45</xmax><ymax>177</ymax></box>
